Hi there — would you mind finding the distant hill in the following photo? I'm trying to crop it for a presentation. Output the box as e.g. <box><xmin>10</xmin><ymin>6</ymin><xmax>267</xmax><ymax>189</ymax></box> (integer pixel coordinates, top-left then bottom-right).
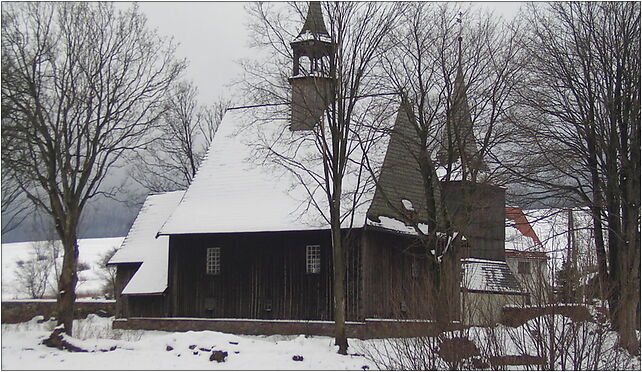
<box><xmin>1</xmin><ymin>193</ymin><xmax>144</xmax><ymax>244</ymax></box>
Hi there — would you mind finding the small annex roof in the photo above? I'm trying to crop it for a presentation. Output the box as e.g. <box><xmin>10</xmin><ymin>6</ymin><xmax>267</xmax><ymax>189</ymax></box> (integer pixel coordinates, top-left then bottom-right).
<box><xmin>108</xmin><ymin>190</ymin><xmax>184</xmax><ymax>295</ymax></box>
<box><xmin>159</xmin><ymin>105</ymin><xmax>384</xmax><ymax>236</ymax></box>
<box><xmin>462</xmin><ymin>258</ymin><xmax>525</xmax><ymax>295</ymax></box>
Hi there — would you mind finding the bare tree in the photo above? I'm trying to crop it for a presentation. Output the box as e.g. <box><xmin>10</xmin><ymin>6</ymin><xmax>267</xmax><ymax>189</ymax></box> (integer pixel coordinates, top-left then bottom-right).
<box><xmin>505</xmin><ymin>2</ymin><xmax>640</xmax><ymax>353</ymax></box>
<box><xmin>14</xmin><ymin>241</ymin><xmax>53</xmax><ymax>299</ymax></box>
<box><xmin>1</xmin><ymin>173</ymin><xmax>31</xmax><ymax>233</ymax></box>
<box><xmin>97</xmin><ymin>247</ymin><xmax>118</xmax><ymax>299</ymax></box>
<box><xmin>1</xmin><ymin>2</ymin><xmax>185</xmax><ymax>347</ymax></box>
<box><xmin>130</xmin><ymin>80</ymin><xmax>229</xmax><ymax>192</ymax></box>
<box><xmin>242</xmin><ymin>2</ymin><xmax>401</xmax><ymax>354</ymax></box>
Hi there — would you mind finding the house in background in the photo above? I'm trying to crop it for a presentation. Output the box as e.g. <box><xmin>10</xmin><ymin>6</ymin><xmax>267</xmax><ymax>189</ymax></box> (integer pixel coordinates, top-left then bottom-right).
<box><xmin>505</xmin><ymin>207</ymin><xmax>550</xmax><ymax>304</ymax></box>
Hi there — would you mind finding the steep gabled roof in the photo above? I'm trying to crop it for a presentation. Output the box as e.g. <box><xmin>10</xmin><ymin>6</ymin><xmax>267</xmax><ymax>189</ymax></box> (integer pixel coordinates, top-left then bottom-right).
<box><xmin>108</xmin><ymin>190</ymin><xmax>184</xmax><ymax>295</ymax></box>
<box><xmin>158</xmin><ymin>105</ymin><xmax>380</xmax><ymax>236</ymax></box>
<box><xmin>506</xmin><ymin>207</ymin><xmax>543</xmax><ymax>246</ymax></box>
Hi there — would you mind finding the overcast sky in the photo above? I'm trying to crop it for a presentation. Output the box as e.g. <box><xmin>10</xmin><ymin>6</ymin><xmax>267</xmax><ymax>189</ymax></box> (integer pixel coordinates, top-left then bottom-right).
<box><xmin>134</xmin><ymin>1</ymin><xmax>522</xmax><ymax>107</ymax></box>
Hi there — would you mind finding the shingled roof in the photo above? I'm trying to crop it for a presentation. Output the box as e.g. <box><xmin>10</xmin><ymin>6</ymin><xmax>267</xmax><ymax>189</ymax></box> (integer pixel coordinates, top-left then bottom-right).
<box><xmin>297</xmin><ymin>2</ymin><xmax>329</xmax><ymax>39</ymax></box>
<box><xmin>437</xmin><ymin>65</ymin><xmax>486</xmax><ymax>172</ymax></box>
<box><xmin>366</xmin><ymin>102</ymin><xmax>443</xmax><ymax>228</ymax></box>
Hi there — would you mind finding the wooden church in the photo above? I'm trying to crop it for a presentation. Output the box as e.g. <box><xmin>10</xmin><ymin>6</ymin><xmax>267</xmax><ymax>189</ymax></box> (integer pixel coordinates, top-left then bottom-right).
<box><xmin>110</xmin><ymin>2</ymin><xmax>521</xmax><ymax>329</ymax></box>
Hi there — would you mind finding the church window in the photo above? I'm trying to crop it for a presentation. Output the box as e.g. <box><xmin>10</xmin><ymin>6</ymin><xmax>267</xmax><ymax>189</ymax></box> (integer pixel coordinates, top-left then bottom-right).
<box><xmin>306</xmin><ymin>245</ymin><xmax>321</xmax><ymax>274</ymax></box>
<box><xmin>206</xmin><ymin>247</ymin><xmax>221</xmax><ymax>275</ymax></box>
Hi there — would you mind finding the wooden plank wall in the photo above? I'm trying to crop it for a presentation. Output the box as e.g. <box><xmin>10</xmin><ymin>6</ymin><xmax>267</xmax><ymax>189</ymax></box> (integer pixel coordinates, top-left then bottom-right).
<box><xmin>168</xmin><ymin>229</ymin><xmax>362</xmax><ymax>321</ymax></box>
<box><xmin>362</xmin><ymin>230</ymin><xmax>431</xmax><ymax>319</ymax></box>
<box><xmin>441</xmin><ymin>181</ymin><xmax>506</xmax><ymax>261</ymax></box>
<box><xmin>128</xmin><ymin>296</ymin><xmax>167</xmax><ymax>317</ymax></box>
<box><xmin>361</xmin><ymin>229</ymin><xmax>460</xmax><ymax>320</ymax></box>
<box><xmin>115</xmin><ymin>263</ymin><xmax>140</xmax><ymax>318</ymax></box>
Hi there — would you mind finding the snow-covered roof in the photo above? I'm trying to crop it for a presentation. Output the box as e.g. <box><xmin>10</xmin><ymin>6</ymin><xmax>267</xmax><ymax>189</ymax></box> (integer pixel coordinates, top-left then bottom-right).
<box><xmin>462</xmin><ymin>258</ymin><xmax>525</xmax><ymax>295</ymax></box>
<box><xmin>109</xmin><ymin>191</ymin><xmax>184</xmax><ymax>295</ymax></box>
<box><xmin>159</xmin><ymin>105</ymin><xmax>383</xmax><ymax>236</ymax></box>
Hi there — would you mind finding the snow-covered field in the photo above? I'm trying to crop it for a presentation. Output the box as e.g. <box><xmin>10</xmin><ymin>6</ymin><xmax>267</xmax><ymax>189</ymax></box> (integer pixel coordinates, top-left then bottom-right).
<box><xmin>2</xmin><ymin>237</ymin><xmax>124</xmax><ymax>300</ymax></box>
<box><xmin>1</xmin><ymin>315</ymin><xmax>373</xmax><ymax>370</ymax></box>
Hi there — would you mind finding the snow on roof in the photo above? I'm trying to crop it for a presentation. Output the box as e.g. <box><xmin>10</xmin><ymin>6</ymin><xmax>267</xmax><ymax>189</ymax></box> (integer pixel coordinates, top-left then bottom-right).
<box><xmin>365</xmin><ymin>216</ymin><xmax>428</xmax><ymax>235</ymax></box>
<box><xmin>462</xmin><ymin>258</ymin><xmax>525</xmax><ymax>294</ymax></box>
<box><xmin>108</xmin><ymin>191</ymin><xmax>184</xmax><ymax>295</ymax></box>
<box><xmin>159</xmin><ymin>104</ymin><xmax>385</xmax><ymax>236</ymax></box>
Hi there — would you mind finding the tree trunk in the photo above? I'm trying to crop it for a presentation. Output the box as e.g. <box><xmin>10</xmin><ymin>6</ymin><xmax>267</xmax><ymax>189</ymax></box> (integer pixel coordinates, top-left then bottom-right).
<box><xmin>331</xmin><ymin>195</ymin><xmax>348</xmax><ymax>355</ymax></box>
<box><xmin>42</xmin><ymin>220</ymin><xmax>80</xmax><ymax>350</ymax></box>
<box><xmin>56</xmin><ymin>231</ymin><xmax>79</xmax><ymax>335</ymax></box>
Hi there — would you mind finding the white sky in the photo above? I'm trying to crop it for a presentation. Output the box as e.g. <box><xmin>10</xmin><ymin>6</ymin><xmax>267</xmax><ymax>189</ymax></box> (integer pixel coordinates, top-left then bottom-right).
<box><xmin>132</xmin><ymin>1</ymin><xmax>523</xmax><ymax>107</ymax></box>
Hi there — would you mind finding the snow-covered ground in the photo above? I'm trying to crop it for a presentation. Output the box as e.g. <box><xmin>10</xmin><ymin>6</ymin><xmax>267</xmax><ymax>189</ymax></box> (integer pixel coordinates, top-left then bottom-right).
<box><xmin>2</xmin><ymin>314</ymin><xmax>639</xmax><ymax>370</ymax></box>
<box><xmin>2</xmin><ymin>237</ymin><xmax>124</xmax><ymax>300</ymax></box>
<box><xmin>1</xmin><ymin>315</ymin><xmax>373</xmax><ymax>370</ymax></box>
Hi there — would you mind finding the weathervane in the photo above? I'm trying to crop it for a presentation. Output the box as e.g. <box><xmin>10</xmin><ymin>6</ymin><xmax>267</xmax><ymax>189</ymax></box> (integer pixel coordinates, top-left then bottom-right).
<box><xmin>457</xmin><ymin>11</ymin><xmax>463</xmax><ymax>67</ymax></box>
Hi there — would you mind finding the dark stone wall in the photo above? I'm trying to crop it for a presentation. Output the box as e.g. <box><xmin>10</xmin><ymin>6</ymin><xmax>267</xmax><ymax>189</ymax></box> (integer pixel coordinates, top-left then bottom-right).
<box><xmin>113</xmin><ymin>317</ymin><xmax>462</xmax><ymax>339</ymax></box>
<box><xmin>1</xmin><ymin>300</ymin><xmax>115</xmax><ymax>323</ymax></box>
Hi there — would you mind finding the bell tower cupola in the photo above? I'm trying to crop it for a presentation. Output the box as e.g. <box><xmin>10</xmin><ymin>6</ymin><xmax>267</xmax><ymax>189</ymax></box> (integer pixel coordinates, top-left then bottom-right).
<box><xmin>289</xmin><ymin>2</ymin><xmax>335</xmax><ymax>130</ymax></box>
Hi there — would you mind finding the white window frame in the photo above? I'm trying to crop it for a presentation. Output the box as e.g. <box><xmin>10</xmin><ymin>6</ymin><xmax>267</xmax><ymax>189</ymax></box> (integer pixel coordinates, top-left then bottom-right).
<box><xmin>206</xmin><ymin>247</ymin><xmax>221</xmax><ymax>275</ymax></box>
<box><xmin>306</xmin><ymin>245</ymin><xmax>321</xmax><ymax>274</ymax></box>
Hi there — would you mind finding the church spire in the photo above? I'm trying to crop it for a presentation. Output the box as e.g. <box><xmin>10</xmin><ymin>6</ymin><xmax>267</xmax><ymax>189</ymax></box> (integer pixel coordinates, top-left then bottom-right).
<box><xmin>437</xmin><ymin>11</ymin><xmax>487</xmax><ymax>177</ymax></box>
<box><xmin>297</xmin><ymin>2</ymin><xmax>329</xmax><ymax>39</ymax></box>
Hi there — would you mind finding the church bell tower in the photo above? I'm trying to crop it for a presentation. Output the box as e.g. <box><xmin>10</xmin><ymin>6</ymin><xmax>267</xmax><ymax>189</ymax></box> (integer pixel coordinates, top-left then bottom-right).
<box><xmin>289</xmin><ymin>2</ymin><xmax>335</xmax><ymax>130</ymax></box>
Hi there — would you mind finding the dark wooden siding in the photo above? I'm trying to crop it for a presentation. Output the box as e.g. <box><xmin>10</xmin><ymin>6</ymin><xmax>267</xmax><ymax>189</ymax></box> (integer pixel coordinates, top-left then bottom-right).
<box><xmin>115</xmin><ymin>263</ymin><xmax>169</xmax><ymax>318</ymax></box>
<box><xmin>115</xmin><ymin>263</ymin><xmax>139</xmax><ymax>318</ymax></box>
<box><xmin>128</xmin><ymin>296</ymin><xmax>167</xmax><ymax>317</ymax></box>
<box><xmin>362</xmin><ymin>230</ymin><xmax>432</xmax><ymax>319</ymax></box>
<box><xmin>168</xmin><ymin>229</ymin><xmax>362</xmax><ymax>321</ymax></box>
<box><xmin>361</xmin><ymin>229</ymin><xmax>461</xmax><ymax>320</ymax></box>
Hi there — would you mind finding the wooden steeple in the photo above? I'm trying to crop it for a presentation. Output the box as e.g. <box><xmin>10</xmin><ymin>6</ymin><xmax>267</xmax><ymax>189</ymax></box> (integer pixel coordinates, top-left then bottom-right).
<box><xmin>289</xmin><ymin>2</ymin><xmax>335</xmax><ymax>130</ymax></box>
<box><xmin>437</xmin><ymin>14</ymin><xmax>487</xmax><ymax>176</ymax></box>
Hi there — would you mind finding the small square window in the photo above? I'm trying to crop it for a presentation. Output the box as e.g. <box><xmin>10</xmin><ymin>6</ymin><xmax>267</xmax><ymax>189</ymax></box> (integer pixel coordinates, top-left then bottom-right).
<box><xmin>518</xmin><ymin>261</ymin><xmax>531</xmax><ymax>275</ymax></box>
<box><xmin>306</xmin><ymin>245</ymin><xmax>321</xmax><ymax>274</ymax></box>
<box><xmin>206</xmin><ymin>247</ymin><xmax>221</xmax><ymax>275</ymax></box>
